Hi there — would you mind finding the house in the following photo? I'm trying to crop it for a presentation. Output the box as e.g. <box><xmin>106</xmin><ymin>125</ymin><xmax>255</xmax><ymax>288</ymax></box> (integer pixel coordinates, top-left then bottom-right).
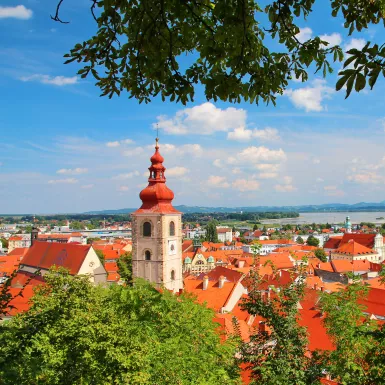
<box><xmin>38</xmin><ymin>232</ymin><xmax>87</xmax><ymax>245</ymax></box>
<box><xmin>331</xmin><ymin>239</ymin><xmax>380</xmax><ymax>262</ymax></box>
<box><xmin>216</xmin><ymin>227</ymin><xmax>233</xmax><ymax>242</ymax></box>
<box><xmin>8</xmin><ymin>235</ymin><xmax>31</xmax><ymax>252</ymax></box>
<box><xmin>18</xmin><ymin>241</ymin><xmax>107</xmax><ymax>283</ymax></box>
<box><xmin>242</xmin><ymin>239</ymin><xmax>297</xmax><ymax>256</ymax></box>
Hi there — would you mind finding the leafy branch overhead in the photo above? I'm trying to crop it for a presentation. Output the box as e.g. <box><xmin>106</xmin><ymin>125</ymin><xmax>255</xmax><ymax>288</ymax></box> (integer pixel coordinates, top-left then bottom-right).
<box><xmin>55</xmin><ymin>0</ymin><xmax>385</xmax><ymax>104</ymax></box>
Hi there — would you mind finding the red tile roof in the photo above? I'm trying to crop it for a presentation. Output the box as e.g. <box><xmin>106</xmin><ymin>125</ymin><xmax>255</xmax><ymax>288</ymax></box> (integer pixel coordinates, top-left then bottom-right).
<box><xmin>334</xmin><ymin>240</ymin><xmax>375</xmax><ymax>256</ymax></box>
<box><xmin>331</xmin><ymin>259</ymin><xmax>372</xmax><ymax>273</ymax></box>
<box><xmin>324</xmin><ymin>237</ymin><xmax>342</xmax><ymax>250</ymax></box>
<box><xmin>358</xmin><ymin>287</ymin><xmax>385</xmax><ymax>317</ymax></box>
<box><xmin>198</xmin><ymin>266</ymin><xmax>244</xmax><ymax>283</ymax></box>
<box><xmin>340</xmin><ymin>233</ymin><xmax>376</xmax><ymax>249</ymax></box>
<box><xmin>20</xmin><ymin>241</ymin><xmax>91</xmax><ymax>275</ymax></box>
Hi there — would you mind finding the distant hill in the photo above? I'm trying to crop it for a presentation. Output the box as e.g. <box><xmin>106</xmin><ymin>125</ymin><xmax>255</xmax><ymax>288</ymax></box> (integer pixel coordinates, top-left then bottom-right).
<box><xmin>84</xmin><ymin>201</ymin><xmax>385</xmax><ymax>215</ymax></box>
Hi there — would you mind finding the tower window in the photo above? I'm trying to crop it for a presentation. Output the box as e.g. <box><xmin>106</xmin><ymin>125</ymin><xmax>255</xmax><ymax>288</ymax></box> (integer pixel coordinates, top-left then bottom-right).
<box><xmin>143</xmin><ymin>221</ymin><xmax>151</xmax><ymax>237</ymax></box>
<box><xmin>171</xmin><ymin>270</ymin><xmax>175</xmax><ymax>280</ymax></box>
<box><xmin>169</xmin><ymin>221</ymin><xmax>175</xmax><ymax>236</ymax></box>
<box><xmin>145</xmin><ymin>250</ymin><xmax>151</xmax><ymax>260</ymax></box>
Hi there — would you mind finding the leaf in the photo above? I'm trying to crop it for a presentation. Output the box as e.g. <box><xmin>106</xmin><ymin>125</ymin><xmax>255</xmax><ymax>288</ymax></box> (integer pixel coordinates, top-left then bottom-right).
<box><xmin>345</xmin><ymin>74</ymin><xmax>356</xmax><ymax>98</ymax></box>
<box><xmin>354</xmin><ymin>73</ymin><xmax>366</xmax><ymax>92</ymax></box>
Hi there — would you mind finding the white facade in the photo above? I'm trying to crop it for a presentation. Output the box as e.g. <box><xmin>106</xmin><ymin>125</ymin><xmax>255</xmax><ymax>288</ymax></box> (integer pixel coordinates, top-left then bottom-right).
<box><xmin>217</xmin><ymin>227</ymin><xmax>233</xmax><ymax>243</ymax></box>
<box><xmin>132</xmin><ymin>213</ymin><xmax>183</xmax><ymax>293</ymax></box>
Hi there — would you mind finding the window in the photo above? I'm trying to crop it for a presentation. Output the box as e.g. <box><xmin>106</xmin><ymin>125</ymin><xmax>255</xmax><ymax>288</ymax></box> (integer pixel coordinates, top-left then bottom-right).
<box><xmin>143</xmin><ymin>221</ymin><xmax>151</xmax><ymax>237</ymax></box>
<box><xmin>145</xmin><ymin>250</ymin><xmax>151</xmax><ymax>260</ymax></box>
<box><xmin>170</xmin><ymin>244</ymin><xmax>175</xmax><ymax>251</ymax></box>
<box><xmin>171</xmin><ymin>270</ymin><xmax>175</xmax><ymax>280</ymax></box>
<box><xmin>169</xmin><ymin>221</ymin><xmax>175</xmax><ymax>236</ymax></box>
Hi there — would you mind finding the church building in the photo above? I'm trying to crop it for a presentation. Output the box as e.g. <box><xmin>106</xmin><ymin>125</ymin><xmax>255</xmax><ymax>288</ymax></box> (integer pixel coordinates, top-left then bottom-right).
<box><xmin>131</xmin><ymin>138</ymin><xmax>183</xmax><ymax>292</ymax></box>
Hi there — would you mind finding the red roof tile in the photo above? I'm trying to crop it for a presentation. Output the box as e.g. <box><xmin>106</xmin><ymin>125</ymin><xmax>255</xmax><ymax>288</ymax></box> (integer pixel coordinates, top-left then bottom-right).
<box><xmin>20</xmin><ymin>241</ymin><xmax>91</xmax><ymax>275</ymax></box>
<box><xmin>334</xmin><ymin>239</ymin><xmax>375</xmax><ymax>256</ymax></box>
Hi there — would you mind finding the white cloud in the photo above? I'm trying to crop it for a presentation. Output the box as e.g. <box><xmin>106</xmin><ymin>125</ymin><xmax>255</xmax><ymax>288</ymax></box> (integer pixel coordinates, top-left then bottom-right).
<box><xmin>324</xmin><ymin>185</ymin><xmax>337</xmax><ymax>191</ymax></box>
<box><xmin>48</xmin><ymin>178</ymin><xmax>78</xmax><ymax>184</ymax></box>
<box><xmin>275</xmin><ymin>184</ymin><xmax>297</xmax><ymax>192</ymax></box>
<box><xmin>147</xmin><ymin>143</ymin><xmax>203</xmax><ymax>157</ymax></box>
<box><xmin>347</xmin><ymin>172</ymin><xmax>384</xmax><ymax>184</ymax></box>
<box><xmin>118</xmin><ymin>186</ymin><xmax>129</xmax><ymax>192</ymax></box>
<box><xmin>154</xmin><ymin>102</ymin><xmax>246</xmax><ymax>135</ymax></box>
<box><xmin>106</xmin><ymin>139</ymin><xmax>134</xmax><ymax>147</ymax></box>
<box><xmin>166</xmin><ymin>166</ymin><xmax>189</xmax><ymax>177</ymax></box>
<box><xmin>233</xmin><ymin>146</ymin><xmax>287</xmax><ymax>164</ymax></box>
<box><xmin>258</xmin><ymin>172</ymin><xmax>278</xmax><ymax>179</ymax></box>
<box><xmin>106</xmin><ymin>141</ymin><xmax>120</xmax><ymax>147</ymax></box>
<box><xmin>232</xmin><ymin>168</ymin><xmax>242</xmax><ymax>174</ymax></box>
<box><xmin>324</xmin><ymin>186</ymin><xmax>345</xmax><ymax>197</ymax></box>
<box><xmin>255</xmin><ymin>164</ymin><xmax>280</xmax><ymax>172</ymax></box>
<box><xmin>285</xmin><ymin>79</ymin><xmax>334</xmax><ymax>112</ymax></box>
<box><xmin>213</xmin><ymin>159</ymin><xmax>222</xmax><ymax>168</ymax></box>
<box><xmin>207</xmin><ymin>175</ymin><xmax>230</xmax><ymax>188</ymax></box>
<box><xmin>81</xmin><ymin>184</ymin><xmax>94</xmax><ymax>189</ymax></box>
<box><xmin>0</xmin><ymin>5</ymin><xmax>32</xmax><ymax>19</ymax></box>
<box><xmin>112</xmin><ymin>171</ymin><xmax>140</xmax><ymax>180</ymax></box>
<box><xmin>274</xmin><ymin>176</ymin><xmax>296</xmax><ymax>192</ymax></box>
<box><xmin>227</xmin><ymin>126</ymin><xmax>280</xmax><ymax>142</ymax></box>
<box><xmin>233</xmin><ymin>179</ymin><xmax>260</xmax><ymax>192</ymax></box>
<box><xmin>20</xmin><ymin>74</ymin><xmax>78</xmax><ymax>86</ymax></box>
<box><xmin>313</xmin><ymin>158</ymin><xmax>321</xmax><ymax>164</ymax></box>
<box><xmin>122</xmin><ymin>147</ymin><xmax>144</xmax><ymax>156</ymax></box>
<box><xmin>316</xmin><ymin>177</ymin><xmax>324</xmax><ymax>183</ymax></box>
<box><xmin>320</xmin><ymin>33</ymin><xmax>342</xmax><ymax>46</ymax></box>
<box><xmin>56</xmin><ymin>168</ymin><xmax>88</xmax><ymax>175</ymax></box>
<box><xmin>296</xmin><ymin>27</ymin><xmax>312</xmax><ymax>43</ymax></box>
<box><xmin>227</xmin><ymin>126</ymin><xmax>252</xmax><ymax>141</ymax></box>
<box><xmin>344</xmin><ymin>38</ymin><xmax>366</xmax><ymax>53</ymax></box>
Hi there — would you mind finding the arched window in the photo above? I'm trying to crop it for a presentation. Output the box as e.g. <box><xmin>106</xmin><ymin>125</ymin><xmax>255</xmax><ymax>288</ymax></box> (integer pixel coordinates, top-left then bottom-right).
<box><xmin>143</xmin><ymin>221</ymin><xmax>151</xmax><ymax>237</ymax></box>
<box><xmin>145</xmin><ymin>250</ymin><xmax>151</xmax><ymax>260</ymax></box>
<box><xmin>196</xmin><ymin>260</ymin><xmax>204</xmax><ymax>265</ymax></box>
<box><xmin>171</xmin><ymin>270</ymin><xmax>175</xmax><ymax>280</ymax></box>
<box><xmin>169</xmin><ymin>221</ymin><xmax>175</xmax><ymax>236</ymax></box>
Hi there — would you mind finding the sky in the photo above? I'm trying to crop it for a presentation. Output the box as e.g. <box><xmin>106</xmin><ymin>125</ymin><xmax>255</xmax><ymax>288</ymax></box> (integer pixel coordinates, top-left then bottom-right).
<box><xmin>1</xmin><ymin>1</ymin><xmax>385</xmax><ymax>214</ymax></box>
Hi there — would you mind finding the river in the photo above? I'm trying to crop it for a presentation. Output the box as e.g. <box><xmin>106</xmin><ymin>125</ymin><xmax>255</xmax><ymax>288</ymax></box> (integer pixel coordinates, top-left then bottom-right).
<box><xmin>260</xmin><ymin>212</ymin><xmax>385</xmax><ymax>225</ymax></box>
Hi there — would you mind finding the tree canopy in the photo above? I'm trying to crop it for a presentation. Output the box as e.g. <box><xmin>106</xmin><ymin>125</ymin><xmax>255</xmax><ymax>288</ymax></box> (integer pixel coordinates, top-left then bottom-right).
<box><xmin>0</xmin><ymin>268</ymin><xmax>240</xmax><ymax>384</ymax></box>
<box><xmin>54</xmin><ymin>0</ymin><xmax>385</xmax><ymax>105</ymax></box>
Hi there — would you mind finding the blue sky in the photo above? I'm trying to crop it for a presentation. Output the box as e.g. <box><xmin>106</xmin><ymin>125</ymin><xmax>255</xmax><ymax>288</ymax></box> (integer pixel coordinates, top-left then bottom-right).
<box><xmin>1</xmin><ymin>1</ymin><xmax>385</xmax><ymax>214</ymax></box>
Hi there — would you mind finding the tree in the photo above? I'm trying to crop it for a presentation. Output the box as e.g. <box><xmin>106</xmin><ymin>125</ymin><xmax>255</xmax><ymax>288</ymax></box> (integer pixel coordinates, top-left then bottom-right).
<box><xmin>0</xmin><ymin>268</ymin><xmax>240</xmax><ymax>384</ymax></box>
<box><xmin>87</xmin><ymin>237</ymin><xmax>102</xmax><ymax>244</ymax></box>
<box><xmin>253</xmin><ymin>224</ymin><xmax>259</xmax><ymax>231</ymax></box>
<box><xmin>95</xmin><ymin>249</ymin><xmax>105</xmax><ymax>264</ymax></box>
<box><xmin>205</xmin><ymin>220</ymin><xmax>219</xmax><ymax>243</ymax></box>
<box><xmin>0</xmin><ymin>238</ymin><xmax>8</xmax><ymax>249</ymax></box>
<box><xmin>71</xmin><ymin>221</ymin><xmax>85</xmax><ymax>230</ymax></box>
<box><xmin>53</xmin><ymin>1</ymin><xmax>385</xmax><ymax>105</ymax></box>
<box><xmin>296</xmin><ymin>236</ymin><xmax>304</xmax><ymax>244</ymax></box>
<box><xmin>314</xmin><ymin>248</ymin><xmax>327</xmax><ymax>263</ymax></box>
<box><xmin>319</xmin><ymin>279</ymin><xmax>385</xmax><ymax>385</ymax></box>
<box><xmin>117</xmin><ymin>252</ymin><xmax>133</xmax><ymax>285</ymax></box>
<box><xmin>240</xmin><ymin>250</ymin><xmax>322</xmax><ymax>384</ymax></box>
<box><xmin>306</xmin><ymin>236</ymin><xmax>319</xmax><ymax>247</ymax></box>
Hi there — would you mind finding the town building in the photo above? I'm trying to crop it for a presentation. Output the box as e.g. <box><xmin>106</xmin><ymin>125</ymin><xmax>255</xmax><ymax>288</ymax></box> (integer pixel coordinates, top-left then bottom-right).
<box><xmin>8</xmin><ymin>234</ymin><xmax>31</xmax><ymax>252</ymax></box>
<box><xmin>18</xmin><ymin>241</ymin><xmax>107</xmax><ymax>283</ymax></box>
<box><xmin>131</xmin><ymin>138</ymin><xmax>183</xmax><ymax>293</ymax></box>
<box><xmin>216</xmin><ymin>227</ymin><xmax>233</xmax><ymax>242</ymax></box>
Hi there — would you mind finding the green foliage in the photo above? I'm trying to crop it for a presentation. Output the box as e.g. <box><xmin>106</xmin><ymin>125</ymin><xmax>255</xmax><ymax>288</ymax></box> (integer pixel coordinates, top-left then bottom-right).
<box><xmin>314</xmin><ymin>248</ymin><xmax>327</xmax><ymax>263</ymax></box>
<box><xmin>71</xmin><ymin>221</ymin><xmax>85</xmax><ymax>230</ymax></box>
<box><xmin>306</xmin><ymin>235</ymin><xmax>320</xmax><ymax>247</ymax></box>
<box><xmin>54</xmin><ymin>0</ymin><xmax>348</xmax><ymax>105</ymax></box>
<box><xmin>205</xmin><ymin>220</ymin><xmax>219</xmax><ymax>243</ymax></box>
<box><xmin>95</xmin><ymin>248</ymin><xmax>105</xmax><ymax>264</ymax></box>
<box><xmin>0</xmin><ymin>268</ymin><xmax>240</xmax><ymax>384</ymax></box>
<box><xmin>87</xmin><ymin>237</ymin><xmax>102</xmax><ymax>244</ymax></box>
<box><xmin>0</xmin><ymin>238</ymin><xmax>8</xmax><ymax>249</ymax></box>
<box><xmin>296</xmin><ymin>236</ymin><xmax>304</xmax><ymax>244</ymax></box>
<box><xmin>241</xmin><ymin>251</ymin><xmax>322</xmax><ymax>384</ymax></box>
<box><xmin>319</xmin><ymin>280</ymin><xmax>383</xmax><ymax>384</ymax></box>
<box><xmin>117</xmin><ymin>252</ymin><xmax>133</xmax><ymax>285</ymax></box>
<box><xmin>253</xmin><ymin>224</ymin><xmax>259</xmax><ymax>231</ymax></box>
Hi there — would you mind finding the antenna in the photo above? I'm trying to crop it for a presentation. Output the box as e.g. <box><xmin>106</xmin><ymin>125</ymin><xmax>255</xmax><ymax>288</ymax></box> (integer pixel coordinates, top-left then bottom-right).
<box><xmin>156</xmin><ymin>123</ymin><xmax>159</xmax><ymax>139</ymax></box>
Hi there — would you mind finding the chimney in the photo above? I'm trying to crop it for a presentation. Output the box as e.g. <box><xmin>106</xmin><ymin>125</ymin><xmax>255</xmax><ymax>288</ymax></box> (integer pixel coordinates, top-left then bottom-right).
<box><xmin>203</xmin><ymin>275</ymin><xmax>209</xmax><ymax>290</ymax></box>
<box><xmin>320</xmin><ymin>286</ymin><xmax>324</xmax><ymax>292</ymax></box>
<box><xmin>314</xmin><ymin>283</ymin><xmax>318</xmax><ymax>290</ymax></box>
<box><xmin>218</xmin><ymin>275</ymin><xmax>226</xmax><ymax>288</ymax></box>
<box><xmin>266</xmin><ymin>288</ymin><xmax>271</xmax><ymax>300</ymax></box>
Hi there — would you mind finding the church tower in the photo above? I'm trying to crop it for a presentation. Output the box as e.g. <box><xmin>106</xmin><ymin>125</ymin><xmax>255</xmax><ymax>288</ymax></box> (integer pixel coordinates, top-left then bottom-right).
<box><xmin>131</xmin><ymin>138</ymin><xmax>183</xmax><ymax>292</ymax></box>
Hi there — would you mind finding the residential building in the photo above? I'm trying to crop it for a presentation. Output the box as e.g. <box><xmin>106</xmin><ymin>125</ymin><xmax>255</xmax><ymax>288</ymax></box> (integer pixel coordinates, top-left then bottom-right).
<box><xmin>216</xmin><ymin>227</ymin><xmax>233</xmax><ymax>242</ymax></box>
<box><xmin>18</xmin><ymin>241</ymin><xmax>107</xmax><ymax>283</ymax></box>
<box><xmin>8</xmin><ymin>234</ymin><xmax>31</xmax><ymax>252</ymax></box>
<box><xmin>242</xmin><ymin>239</ymin><xmax>297</xmax><ymax>255</ymax></box>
